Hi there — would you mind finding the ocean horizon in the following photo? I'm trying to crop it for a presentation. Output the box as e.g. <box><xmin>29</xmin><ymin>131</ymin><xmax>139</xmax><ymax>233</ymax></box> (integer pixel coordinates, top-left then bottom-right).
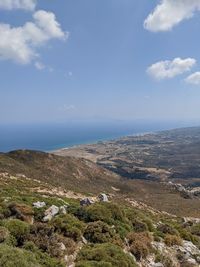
<box><xmin>0</xmin><ymin>120</ymin><xmax>199</xmax><ymax>153</ymax></box>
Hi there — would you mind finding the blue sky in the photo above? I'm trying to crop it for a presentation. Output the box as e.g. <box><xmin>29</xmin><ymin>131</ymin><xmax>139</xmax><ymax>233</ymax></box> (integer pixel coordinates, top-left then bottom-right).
<box><xmin>1</xmin><ymin>0</ymin><xmax>200</xmax><ymax>124</ymax></box>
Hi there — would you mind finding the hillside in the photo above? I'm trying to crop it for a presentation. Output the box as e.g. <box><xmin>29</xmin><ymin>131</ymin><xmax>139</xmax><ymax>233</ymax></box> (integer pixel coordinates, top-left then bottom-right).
<box><xmin>1</xmin><ymin>149</ymin><xmax>200</xmax><ymax>218</ymax></box>
<box><xmin>1</xmin><ymin>157</ymin><xmax>200</xmax><ymax>267</ymax></box>
<box><xmin>0</xmin><ymin>150</ymin><xmax>125</xmax><ymax>195</ymax></box>
<box><xmin>0</xmin><ymin>150</ymin><xmax>200</xmax><ymax>217</ymax></box>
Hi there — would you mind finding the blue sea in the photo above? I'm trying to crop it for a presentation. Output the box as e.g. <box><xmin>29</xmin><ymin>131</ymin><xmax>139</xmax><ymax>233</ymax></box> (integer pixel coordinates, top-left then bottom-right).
<box><xmin>0</xmin><ymin>120</ymin><xmax>198</xmax><ymax>153</ymax></box>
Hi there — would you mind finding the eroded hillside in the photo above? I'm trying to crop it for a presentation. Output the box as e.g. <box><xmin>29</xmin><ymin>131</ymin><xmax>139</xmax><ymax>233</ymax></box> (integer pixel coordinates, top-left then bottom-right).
<box><xmin>1</xmin><ymin>168</ymin><xmax>200</xmax><ymax>267</ymax></box>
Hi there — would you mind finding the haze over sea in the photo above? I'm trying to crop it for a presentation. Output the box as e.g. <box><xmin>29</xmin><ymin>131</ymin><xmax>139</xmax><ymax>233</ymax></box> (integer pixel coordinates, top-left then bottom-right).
<box><xmin>1</xmin><ymin>119</ymin><xmax>200</xmax><ymax>153</ymax></box>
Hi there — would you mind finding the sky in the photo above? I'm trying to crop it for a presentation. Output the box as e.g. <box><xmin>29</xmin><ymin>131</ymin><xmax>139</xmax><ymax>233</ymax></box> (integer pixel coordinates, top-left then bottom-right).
<box><xmin>1</xmin><ymin>0</ymin><xmax>200</xmax><ymax>124</ymax></box>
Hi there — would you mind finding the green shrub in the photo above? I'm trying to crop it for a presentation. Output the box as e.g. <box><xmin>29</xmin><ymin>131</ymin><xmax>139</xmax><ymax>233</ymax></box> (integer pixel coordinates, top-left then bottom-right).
<box><xmin>76</xmin><ymin>243</ymin><xmax>136</xmax><ymax>267</ymax></box>
<box><xmin>104</xmin><ymin>203</ymin><xmax>125</xmax><ymax>222</ymax></box>
<box><xmin>164</xmin><ymin>234</ymin><xmax>182</xmax><ymax>246</ymax></box>
<box><xmin>76</xmin><ymin>261</ymin><xmax>112</xmax><ymax>266</ymax></box>
<box><xmin>114</xmin><ymin>221</ymin><xmax>132</xmax><ymax>239</ymax></box>
<box><xmin>155</xmin><ymin>252</ymin><xmax>176</xmax><ymax>267</ymax></box>
<box><xmin>85</xmin><ymin>204</ymin><xmax>113</xmax><ymax>224</ymax></box>
<box><xmin>191</xmin><ymin>223</ymin><xmax>200</xmax><ymax>236</ymax></box>
<box><xmin>3</xmin><ymin>219</ymin><xmax>30</xmax><ymax>245</ymax></box>
<box><xmin>143</xmin><ymin>218</ymin><xmax>155</xmax><ymax>232</ymax></box>
<box><xmin>3</xmin><ymin>235</ymin><xmax>17</xmax><ymax>247</ymax></box>
<box><xmin>84</xmin><ymin>221</ymin><xmax>116</xmax><ymax>244</ymax></box>
<box><xmin>23</xmin><ymin>241</ymin><xmax>65</xmax><ymax>267</ymax></box>
<box><xmin>52</xmin><ymin>214</ymin><xmax>85</xmax><ymax>241</ymax></box>
<box><xmin>0</xmin><ymin>244</ymin><xmax>40</xmax><ymax>267</ymax></box>
<box><xmin>153</xmin><ymin>233</ymin><xmax>162</xmax><ymax>242</ymax></box>
<box><xmin>0</xmin><ymin>203</ymin><xmax>11</xmax><ymax>219</ymax></box>
<box><xmin>179</xmin><ymin>228</ymin><xmax>199</xmax><ymax>244</ymax></box>
<box><xmin>157</xmin><ymin>224</ymin><xmax>179</xmax><ymax>236</ymax></box>
<box><xmin>0</xmin><ymin>227</ymin><xmax>10</xmax><ymax>243</ymax></box>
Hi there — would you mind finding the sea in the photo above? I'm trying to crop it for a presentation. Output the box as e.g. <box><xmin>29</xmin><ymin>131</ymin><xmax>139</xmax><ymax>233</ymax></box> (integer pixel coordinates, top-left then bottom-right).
<box><xmin>0</xmin><ymin>120</ymin><xmax>198</xmax><ymax>153</ymax></box>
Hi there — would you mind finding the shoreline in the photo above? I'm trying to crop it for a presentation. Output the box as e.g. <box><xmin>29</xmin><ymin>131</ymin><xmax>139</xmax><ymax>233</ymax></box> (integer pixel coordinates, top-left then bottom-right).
<box><xmin>51</xmin><ymin>125</ymin><xmax>199</xmax><ymax>154</ymax></box>
<box><xmin>50</xmin><ymin>130</ymin><xmax>155</xmax><ymax>153</ymax></box>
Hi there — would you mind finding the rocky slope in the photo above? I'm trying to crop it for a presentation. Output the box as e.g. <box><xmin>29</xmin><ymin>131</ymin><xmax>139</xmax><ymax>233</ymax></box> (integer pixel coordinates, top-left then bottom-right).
<box><xmin>1</xmin><ymin>169</ymin><xmax>200</xmax><ymax>267</ymax></box>
<box><xmin>0</xmin><ymin>150</ymin><xmax>127</xmax><ymax>195</ymax></box>
<box><xmin>0</xmin><ymin>149</ymin><xmax>200</xmax><ymax>266</ymax></box>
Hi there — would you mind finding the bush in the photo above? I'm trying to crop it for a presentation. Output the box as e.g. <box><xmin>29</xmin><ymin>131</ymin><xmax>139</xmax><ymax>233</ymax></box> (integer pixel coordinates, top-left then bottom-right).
<box><xmin>143</xmin><ymin>218</ymin><xmax>155</xmax><ymax>232</ymax></box>
<box><xmin>0</xmin><ymin>227</ymin><xmax>10</xmax><ymax>243</ymax></box>
<box><xmin>179</xmin><ymin>228</ymin><xmax>198</xmax><ymax>244</ymax></box>
<box><xmin>84</xmin><ymin>204</ymin><xmax>113</xmax><ymax>224</ymax></box>
<box><xmin>112</xmin><ymin>221</ymin><xmax>132</xmax><ymax>240</ymax></box>
<box><xmin>157</xmin><ymin>224</ymin><xmax>179</xmax><ymax>236</ymax></box>
<box><xmin>2</xmin><ymin>219</ymin><xmax>30</xmax><ymax>245</ymax></box>
<box><xmin>127</xmin><ymin>232</ymin><xmax>152</xmax><ymax>260</ymax></box>
<box><xmin>105</xmin><ymin>203</ymin><xmax>125</xmax><ymax>222</ymax></box>
<box><xmin>76</xmin><ymin>243</ymin><xmax>136</xmax><ymax>267</ymax></box>
<box><xmin>191</xmin><ymin>223</ymin><xmax>200</xmax><ymax>236</ymax></box>
<box><xmin>155</xmin><ymin>252</ymin><xmax>176</xmax><ymax>267</ymax></box>
<box><xmin>164</xmin><ymin>234</ymin><xmax>182</xmax><ymax>246</ymax></box>
<box><xmin>0</xmin><ymin>203</ymin><xmax>11</xmax><ymax>219</ymax></box>
<box><xmin>132</xmin><ymin>219</ymin><xmax>148</xmax><ymax>232</ymax></box>
<box><xmin>23</xmin><ymin>241</ymin><xmax>65</xmax><ymax>267</ymax></box>
<box><xmin>52</xmin><ymin>214</ymin><xmax>85</xmax><ymax>241</ymax></box>
<box><xmin>84</xmin><ymin>221</ymin><xmax>116</xmax><ymax>244</ymax></box>
<box><xmin>28</xmin><ymin>222</ymin><xmax>76</xmax><ymax>257</ymax></box>
<box><xmin>82</xmin><ymin>203</ymin><xmax>126</xmax><ymax>225</ymax></box>
<box><xmin>0</xmin><ymin>244</ymin><xmax>40</xmax><ymax>267</ymax></box>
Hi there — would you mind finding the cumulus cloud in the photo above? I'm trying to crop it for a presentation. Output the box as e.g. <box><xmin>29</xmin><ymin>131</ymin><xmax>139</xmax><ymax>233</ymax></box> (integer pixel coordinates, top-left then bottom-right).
<box><xmin>0</xmin><ymin>10</ymin><xmax>68</xmax><ymax>64</ymax></box>
<box><xmin>0</xmin><ymin>0</ymin><xmax>36</xmax><ymax>10</ymax></box>
<box><xmin>144</xmin><ymin>0</ymin><xmax>200</xmax><ymax>32</ymax></box>
<box><xmin>185</xmin><ymin>72</ymin><xmax>200</xmax><ymax>85</ymax></box>
<box><xmin>147</xmin><ymin>57</ymin><xmax>196</xmax><ymax>80</ymax></box>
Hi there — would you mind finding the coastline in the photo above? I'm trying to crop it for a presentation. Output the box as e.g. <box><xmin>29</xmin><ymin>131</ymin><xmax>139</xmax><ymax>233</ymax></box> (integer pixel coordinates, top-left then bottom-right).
<box><xmin>50</xmin><ymin>130</ymin><xmax>155</xmax><ymax>154</ymax></box>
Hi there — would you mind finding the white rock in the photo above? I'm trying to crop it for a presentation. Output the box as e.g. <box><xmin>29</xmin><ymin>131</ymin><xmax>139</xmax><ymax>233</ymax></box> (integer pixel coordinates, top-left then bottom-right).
<box><xmin>153</xmin><ymin>263</ymin><xmax>164</xmax><ymax>267</ymax></box>
<box><xmin>43</xmin><ymin>214</ymin><xmax>53</xmax><ymax>222</ymax></box>
<box><xmin>59</xmin><ymin>205</ymin><xmax>67</xmax><ymax>214</ymax></box>
<box><xmin>98</xmin><ymin>193</ymin><xmax>109</xmax><ymax>202</ymax></box>
<box><xmin>58</xmin><ymin>242</ymin><xmax>66</xmax><ymax>251</ymax></box>
<box><xmin>33</xmin><ymin>201</ymin><xmax>46</xmax><ymax>208</ymax></box>
<box><xmin>187</xmin><ymin>258</ymin><xmax>197</xmax><ymax>265</ymax></box>
<box><xmin>43</xmin><ymin>205</ymin><xmax>59</xmax><ymax>221</ymax></box>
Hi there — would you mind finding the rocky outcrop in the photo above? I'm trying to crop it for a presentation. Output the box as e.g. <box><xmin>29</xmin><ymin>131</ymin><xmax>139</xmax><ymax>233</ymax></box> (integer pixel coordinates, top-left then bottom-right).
<box><xmin>167</xmin><ymin>182</ymin><xmax>200</xmax><ymax>199</ymax></box>
<box><xmin>43</xmin><ymin>205</ymin><xmax>59</xmax><ymax>222</ymax></box>
<box><xmin>42</xmin><ymin>204</ymin><xmax>68</xmax><ymax>221</ymax></box>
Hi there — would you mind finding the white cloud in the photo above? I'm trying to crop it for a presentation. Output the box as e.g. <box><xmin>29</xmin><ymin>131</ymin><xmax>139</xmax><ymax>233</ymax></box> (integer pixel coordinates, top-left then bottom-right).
<box><xmin>0</xmin><ymin>10</ymin><xmax>68</xmax><ymax>64</ymax></box>
<box><xmin>144</xmin><ymin>0</ymin><xmax>200</xmax><ymax>32</ymax></box>
<box><xmin>35</xmin><ymin>61</ymin><xmax>55</xmax><ymax>72</ymax></box>
<box><xmin>147</xmin><ymin>57</ymin><xmax>196</xmax><ymax>80</ymax></box>
<box><xmin>185</xmin><ymin>72</ymin><xmax>200</xmax><ymax>85</ymax></box>
<box><xmin>35</xmin><ymin>61</ymin><xmax>45</xmax><ymax>70</ymax></box>
<box><xmin>0</xmin><ymin>0</ymin><xmax>36</xmax><ymax>10</ymax></box>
